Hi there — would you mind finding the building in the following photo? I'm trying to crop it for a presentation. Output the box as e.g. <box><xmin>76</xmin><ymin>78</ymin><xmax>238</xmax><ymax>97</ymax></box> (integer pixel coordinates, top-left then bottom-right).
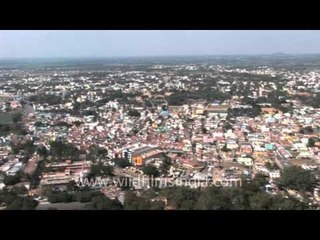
<box><xmin>40</xmin><ymin>160</ymin><xmax>90</xmax><ymax>186</ymax></box>
<box><xmin>237</xmin><ymin>157</ymin><xmax>253</xmax><ymax>166</ymax></box>
<box><xmin>240</xmin><ymin>144</ymin><xmax>253</xmax><ymax>155</ymax></box>
<box><xmin>128</xmin><ymin>146</ymin><xmax>162</xmax><ymax>166</ymax></box>
<box><xmin>269</xmin><ymin>170</ymin><xmax>281</xmax><ymax>179</ymax></box>
<box><xmin>7</xmin><ymin>162</ymin><xmax>25</xmax><ymax>176</ymax></box>
<box><xmin>205</xmin><ymin>105</ymin><xmax>229</xmax><ymax>118</ymax></box>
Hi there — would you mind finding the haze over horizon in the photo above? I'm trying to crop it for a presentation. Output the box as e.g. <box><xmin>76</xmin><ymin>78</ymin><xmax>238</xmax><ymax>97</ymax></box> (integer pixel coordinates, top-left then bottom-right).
<box><xmin>1</xmin><ymin>30</ymin><xmax>320</xmax><ymax>58</ymax></box>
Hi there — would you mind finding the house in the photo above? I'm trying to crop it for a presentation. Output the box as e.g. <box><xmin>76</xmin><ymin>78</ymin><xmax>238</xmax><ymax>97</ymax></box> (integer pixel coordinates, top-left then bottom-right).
<box><xmin>205</xmin><ymin>105</ymin><xmax>229</xmax><ymax>118</ymax></box>
<box><xmin>180</xmin><ymin>159</ymin><xmax>205</xmax><ymax>170</ymax></box>
<box><xmin>132</xmin><ymin>155</ymin><xmax>143</xmax><ymax>166</ymax></box>
<box><xmin>7</xmin><ymin>162</ymin><xmax>25</xmax><ymax>176</ymax></box>
<box><xmin>297</xmin><ymin>151</ymin><xmax>314</xmax><ymax>159</ymax></box>
<box><xmin>240</xmin><ymin>144</ymin><xmax>253</xmax><ymax>155</ymax></box>
<box><xmin>269</xmin><ymin>170</ymin><xmax>280</xmax><ymax>179</ymax></box>
<box><xmin>159</xmin><ymin>110</ymin><xmax>170</xmax><ymax>119</ymax></box>
<box><xmin>192</xmin><ymin>172</ymin><xmax>208</xmax><ymax>181</ymax></box>
<box><xmin>226</xmin><ymin>140</ymin><xmax>238</xmax><ymax>150</ymax></box>
<box><xmin>264</xmin><ymin>143</ymin><xmax>275</xmax><ymax>150</ymax></box>
<box><xmin>129</xmin><ymin>146</ymin><xmax>162</xmax><ymax>166</ymax></box>
<box><xmin>237</xmin><ymin>157</ymin><xmax>253</xmax><ymax>166</ymax></box>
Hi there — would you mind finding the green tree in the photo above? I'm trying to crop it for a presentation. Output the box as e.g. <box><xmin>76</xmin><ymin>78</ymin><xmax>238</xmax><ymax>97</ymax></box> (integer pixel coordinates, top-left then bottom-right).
<box><xmin>12</xmin><ymin>112</ymin><xmax>22</xmax><ymax>123</ymax></box>
<box><xmin>307</xmin><ymin>137</ymin><xmax>319</xmax><ymax>147</ymax></box>
<box><xmin>73</xmin><ymin>121</ymin><xmax>83</xmax><ymax>127</ymax></box>
<box><xmin>88</xmin><ymin>145</ymin><xmax>99</xmax><ymax>161</ymax></box>
<box><xmin>123</xmin><ymin>191</ymin><xmax>151</xmax><ymax>210</ymax></box>
<box><xmin>47</xmin><ymin>192</ymin><xmax>75</xmax><ymax>203</ymax></box>
<box><xmin>265</xmin><ymin>162</ymin><xmax>279</xmax><ymax>171</ymax></box>
<box><xmin>195</xmin><ymin>187</ymin><xmax>232</xmax><ymax>210</ymax></box>
<box><xmin>89</xmin><ymin>196</ymin><xmax>123</xmax><ymax>210</ymax></box>
<box><xmin>6</xmin><ymin>196</ymin><xmax>38</xmax><ymax>210</ymax></box>
<box><xmin>113</xmin><ymin>158</ymin><xmax>131</xmax><ymax>168</ymax></box>
<box><xmin>3</xmin><ymin>175</ymin><xmax>20</xmax><ymax>186</ymax></box>
<box><xmin>299</xmin><ymin>126</ymin><xmax>314</xmax><ymax>134</ymax></box>
<box><xmin>150</xmin><ymin>201</ymin><xmax>165</xmax><ymax>210</ymax></box>
<box><xmin>11</xmin><ymin>186</ymin><xmax>28</xmax><ymax>195</ymax></box>
<box><xmin>50</xmin><ymin>141</ymin><xmax>80</xmax><ymax>161</ymax></box>
<box><xmin>0</xmin><ymin>124</ymin><xmax>12</xmax><ymax>136</ymax></box>
<box><xmin>34</xmin><ymin>121</ymin><xmax>44</xmax><ymax>127</ymax></box>
<box><xmin>202</xmin><ymin>127</ymin><xmax>208</xmax><ymax>134</ymax></box>
<box><xmin>166</xmin><ymin>186</ymin><xmax>200</xmax><ymax>210</ymax></box>
<box><xmin>159</xmin><ymin>154</ymin><xmax>172</xmax><ymax>174</ymax></box>
<box><xmin>277</xmin><ymin>166</ymin><xmax>316</xmax><ymax>192</ymax></box>
<box><xmin>271</xmin><ymin>195</ymin><xmax>308</xmax><ymax>210</ymax></box>
<box><xmin>11</xmin><ymin>139</ymin><xmax>35</xmax><ymax>157</ymax></box>
<box><xmin>221</xmin><ymin>144</ymin><xmax>231</xmax><ymax>152</ymax></box>
<box><xmin>47</xmin><ymin>207</ymin><xmax>58</xmax><ymax>210</ymax></box>
<box><xmin>127</xmin><ymin>109</ymin><xmax>141</xmax><ymax>117</ymax></box>
<box><xmin>90</xmin><ymin>163</ymin><xmax>114</xmax><ymax>177</ymax></box>
<box><xmin>228</xmin><ymin>188</ymin><xmax>250</xmax><ymax>209</ymax></box>
<box><xmin>249</xmin><ymin>192</ymin><xmax>274</xmax><ymax>210</ymax></box>
<box><xmin>37</xmin><ymin>145</ymin><xmax>49</xmax><ymax>160</ymax></box>
<box><xmin>243</xmin><ymin>173</ymin><xmax>268</xmax><ymax>193</ymax></box>
<box><xmin>76</xmin><ymin>191</ymin><xmax>103</xmax><ymax>203</ymax></box>
<box><xmin>142</xmin><ymin>165</ymin><xmax>159</xmax><ymax>177</ymax></box>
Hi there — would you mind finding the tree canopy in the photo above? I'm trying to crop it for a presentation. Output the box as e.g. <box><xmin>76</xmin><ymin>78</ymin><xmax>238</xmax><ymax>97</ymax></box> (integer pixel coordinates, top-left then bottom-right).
<box><xmin>127</xmin><ymin>109</ymin><xmax>141</xmax><ymax>117</ymax></box>
<box><xmin>142</xmin><ymin>165</ymin><xmax>160</xmax><ymax>177</ymax></box>
<box><xmin>113</xmin><ymin>158</ymin><xmax>131</xmax><ymax>168</ymax></box>
<box><xmin>90</xmin><ymin>163</ymin><xmax>114</xmax><ymax>177</ymax></box>
<box><xmin>49</xmin><ymin>140</ymin><xmax>80</xmax><ymax>161</ymax></box>
<box><xmin>277</xmin><ymin>166</ymin><xmax>316</xmax><ymax>192</ymax></box>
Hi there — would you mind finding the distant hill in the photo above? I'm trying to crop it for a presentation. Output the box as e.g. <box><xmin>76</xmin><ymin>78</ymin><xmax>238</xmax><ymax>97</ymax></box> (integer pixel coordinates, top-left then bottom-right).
<box><xmin>270</xmin><ymin>52</ymin><xmax>293</xmax><ymax>57</ymax></box>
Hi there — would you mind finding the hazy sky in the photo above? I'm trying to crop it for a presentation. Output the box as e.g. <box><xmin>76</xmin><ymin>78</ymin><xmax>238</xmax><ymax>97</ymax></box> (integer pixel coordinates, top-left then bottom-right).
<box><xmin>1</xmin><ymin>30</ymin><xmax>320</xmax><ymax>58</ymax></box>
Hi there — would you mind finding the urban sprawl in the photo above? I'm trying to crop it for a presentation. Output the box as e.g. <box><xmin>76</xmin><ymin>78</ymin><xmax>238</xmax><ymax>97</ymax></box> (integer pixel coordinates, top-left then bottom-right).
<box><xmin>1</xmin><ymin>56</ymin><xmax>320</xmax><ymax>210</ymax></box>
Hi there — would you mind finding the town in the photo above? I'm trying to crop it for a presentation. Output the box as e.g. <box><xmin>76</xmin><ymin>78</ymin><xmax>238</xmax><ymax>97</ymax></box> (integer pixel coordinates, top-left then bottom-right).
<box><xmin>0</xmin><ymin>55</ymin><xmax>320</xmax><ymax>210</ymax></box>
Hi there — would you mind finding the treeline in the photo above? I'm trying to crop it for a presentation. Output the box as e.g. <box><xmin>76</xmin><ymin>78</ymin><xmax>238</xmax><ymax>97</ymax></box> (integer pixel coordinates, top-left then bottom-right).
<box><xmin>0</xmin><ymin>123</ymin><xmax>27</xmax><ymax>137</ymax></box>
<box><xmin>48</xmin><ymin>190</ymin><xmax>102</xmax><ymax>203</ymax></box>
<box><xmin>29</xmin><ymin>94</ymin><xmax>62</xmax><ymax>105</ymax></box>
<box><xmin>296</xmin><ymin>93</ymin><xmax>320</xmax><ymax>109</ymax></box>
<box><xmin>121</xmin><ymin>171</ymin><xmax>314</xmax><ymax>210</ymax></box>
<box><xmin>0</xmin><ymin>187</ymin><xmax>38</xmax><ymax>210</ymax></box>
<box><xmin>123</xmin><ymin>191</ymin><xmax>165</xmax><ymax>210</ymax></box>
<box><xmin>49</xmin><ymin>141</ymin><xmax>81</xmax><ymax>161</ymax></box>
<box><xmin>47</xmin><ymin>190</ymin><xmax>122</xmax><ymax>210</ymax></box>
<box><xmin>163</xmin><ymin>185</ymin><xmax>309</xmax><ymax>210</ymax></box>
<box><xmin>166</xmin><ymin>89</ymin><xmax>229</xmax><ymax>106</ymax></box>
<box><xmin>96</xmin><ymin>90</ymin><xmax>138</xmax><ymax>106</ymax></box>
<box><xmin>228</xmin><ymin>105</ymin><xmax>261</xmax><ymax>118</ymax></box>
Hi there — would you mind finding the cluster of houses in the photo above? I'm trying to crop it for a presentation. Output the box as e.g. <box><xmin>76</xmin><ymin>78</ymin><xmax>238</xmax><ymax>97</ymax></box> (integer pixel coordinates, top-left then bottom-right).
<box><xmin>0</xmin><ymin>63</ymin><xmax>320</xmax><ymax>204</ymax></box>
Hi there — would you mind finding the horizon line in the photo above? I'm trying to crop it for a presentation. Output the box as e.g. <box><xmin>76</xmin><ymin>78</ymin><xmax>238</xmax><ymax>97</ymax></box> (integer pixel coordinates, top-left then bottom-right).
<box><xmin>1</xmin><ymin>52</ymin><xmax>320</xmax><ymax>60</ymax></box>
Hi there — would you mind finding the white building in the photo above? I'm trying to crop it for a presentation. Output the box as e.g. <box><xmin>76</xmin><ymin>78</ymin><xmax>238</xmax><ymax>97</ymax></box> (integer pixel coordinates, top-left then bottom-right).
<box><xmin>269</xmin><ymin>170</ymin><xmax>280</xmax><ymax>179</ymax></box>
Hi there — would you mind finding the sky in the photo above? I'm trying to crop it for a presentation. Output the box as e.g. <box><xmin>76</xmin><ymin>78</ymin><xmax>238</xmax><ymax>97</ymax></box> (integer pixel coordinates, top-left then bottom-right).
<box><xmin>1</xmin><ymin>30</ymin><xmax>320</xmax><ymax>58</ymax></box>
